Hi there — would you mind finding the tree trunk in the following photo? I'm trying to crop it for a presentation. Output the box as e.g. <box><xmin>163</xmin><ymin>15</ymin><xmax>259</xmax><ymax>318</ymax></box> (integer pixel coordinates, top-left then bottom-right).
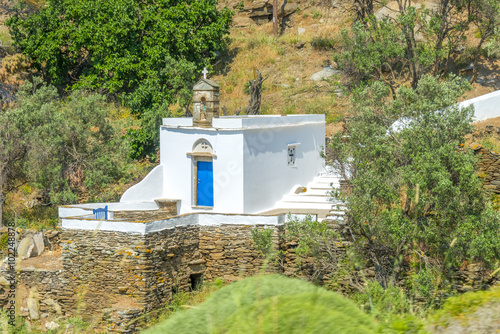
<box><xmin>471</xmin><ymin>37</ymin><xmax>486</xmax><ymax>83</ymax></box>
<box><xmin>246</xmin><ymin>71</ymin><xmax>267</xmax><ymax>115</ymax></box>
<box><xmin>0</xmin><ymin>197</ymin><xmax>4</xmax><ymax>229</ymax></box>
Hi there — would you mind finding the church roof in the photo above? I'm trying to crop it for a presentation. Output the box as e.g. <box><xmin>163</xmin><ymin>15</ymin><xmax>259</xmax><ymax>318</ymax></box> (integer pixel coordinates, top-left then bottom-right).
<box><xmin>193</xmin><ymin>78</ymin><xmax>220</xmax><ymax>91</ymax></box>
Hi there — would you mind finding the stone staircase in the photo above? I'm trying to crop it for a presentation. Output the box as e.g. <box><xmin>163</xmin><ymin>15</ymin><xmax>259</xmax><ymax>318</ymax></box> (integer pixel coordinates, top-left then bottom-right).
<box><xmin>263</xmin><ymin>166</ymin><xmax>347</xmax><ymax>221</ymax></box>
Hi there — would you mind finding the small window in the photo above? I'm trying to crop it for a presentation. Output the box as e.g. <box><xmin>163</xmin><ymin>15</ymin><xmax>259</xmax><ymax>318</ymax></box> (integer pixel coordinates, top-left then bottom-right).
<box><xmin>287</xmin><ymin>145</ymin><xmax>296</xmax><ymax>167</ymax></box>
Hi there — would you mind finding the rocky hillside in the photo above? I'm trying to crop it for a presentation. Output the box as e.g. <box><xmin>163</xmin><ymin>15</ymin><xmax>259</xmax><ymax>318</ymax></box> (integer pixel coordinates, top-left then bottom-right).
<box><xmin>205</xmin><ymin>0</ymin><xmax>500</xmax><ymax>135</ymax></box>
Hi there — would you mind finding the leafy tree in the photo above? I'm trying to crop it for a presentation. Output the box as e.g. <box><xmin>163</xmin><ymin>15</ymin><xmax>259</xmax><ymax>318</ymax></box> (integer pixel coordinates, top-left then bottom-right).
<box><xmin>469</xmin><ymin>0</ymin><xmax>500</xmax><ymax>82</ymax></box>
<box><xmin>7</xmin><ymin>0</ymin><xmax>232</xmax><ymax>158</ymax></box>
<box><xmin>0</xmin><ymin>100</ymin><xmax>29</xmax><ymax>227</ymax></box>
<box><xmin>0</xmin><ymin>79</ymin><xmax>129</xmax><ymax>226</ymax></box>
<box><xmin>331</xmin><ymin>75</ymin><xmax>500</xmax><ymax>286</ymax></box>
<box><xmin>337</xmin><ymin>0</ymin><xmax>483</xmax><ymax>89</ymax></box>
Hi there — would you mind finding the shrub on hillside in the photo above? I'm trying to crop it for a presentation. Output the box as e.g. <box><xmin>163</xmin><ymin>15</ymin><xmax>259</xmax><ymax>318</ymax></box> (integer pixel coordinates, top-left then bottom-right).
<box><xmin>144</xmin><ymin>274</ymin><xmax>378</xmax><ymax>334</ymax></box>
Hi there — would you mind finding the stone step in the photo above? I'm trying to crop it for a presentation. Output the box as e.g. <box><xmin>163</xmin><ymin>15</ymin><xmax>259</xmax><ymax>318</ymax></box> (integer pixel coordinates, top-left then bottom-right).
<box><xmin>312</xmin><ymin>176</ymin><xmax>342</xmax><ymax>183</ymax></box>
<box><xmin>327</xmin><ymin>210</ymin><xmax>346</xmax><ymax>215</ymax></box>
<box><xmin>310</xmin><ymin>179</ymin><xmax>341</xmax><ymax>186</ymax></box>
<box><xmin>294</xmin><ymin>188</ymin><xmax>333</xmax><ymax>196</ymax></box>
<box><xmin>308</xmin><ymin>184</ymin><xmax>339</xmax><ymax>191</ymax></box>
<box><xmin>276</xmin><ymin>202</ymin><xmax>340</xmax><ymax>210</ymax></box>
<box><xmin>281</xmin><ymin>194</ymin><xmax>344</xmax><ymax>204</ymax></box>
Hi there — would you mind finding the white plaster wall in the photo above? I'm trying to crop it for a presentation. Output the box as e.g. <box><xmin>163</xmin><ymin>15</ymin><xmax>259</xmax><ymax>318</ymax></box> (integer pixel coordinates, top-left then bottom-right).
<box><xmin>459</xmin><ymin>89</ymin><xmax>500</xmax><ymax>121</ymax></box>
<box><xmin>159</xmin><ymin>127</ymin><xmax>244</xmax><ymax>215</ymax></box>
<box><xmin>243</xmin><ymin>117</ymin><xmax>325</xmax><ymax>213</ymax></box>
<box><xmin>120</xmin><ymin>165</ymin><xmax>164</xmax><ymax>202</ymax></box>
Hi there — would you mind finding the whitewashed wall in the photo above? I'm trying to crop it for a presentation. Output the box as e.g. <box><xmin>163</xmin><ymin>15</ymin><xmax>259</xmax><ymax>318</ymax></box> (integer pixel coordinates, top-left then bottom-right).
<box><xmin>121</xmin><ymin>115</ymin><xmax>325</xmax><ymax>216</ymax></box>
<box><xmin>243</xmin><ymin>115</ymin><xmax>325</xmax><ymax>213</ymax></box>
<box><xmin>120</xmin><ymin>165</ymin><xmax>164</xmax><ymax>202</ymax></box>
<box><xmin>159</xmin><ymin>126</ymin><xmax>245</xmax><ymax>215</ymax></box>
<box><xmin>459</xmin><ymin>89</ymin><xmax>500</xmax><ymax>121</ymax></box>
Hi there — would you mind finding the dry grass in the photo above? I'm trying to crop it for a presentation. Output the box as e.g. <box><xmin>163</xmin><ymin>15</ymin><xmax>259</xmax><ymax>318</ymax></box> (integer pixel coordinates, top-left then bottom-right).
<box><xmin>200</xmin><ymin>9</ymin><xmax>351</xmax><ymax>122</ymax></box>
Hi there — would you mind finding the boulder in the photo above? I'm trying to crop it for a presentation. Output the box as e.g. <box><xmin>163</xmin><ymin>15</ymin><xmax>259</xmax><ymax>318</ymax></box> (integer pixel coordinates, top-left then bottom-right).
<box><xmin>46</xmin><ymin>321</ymin><xmax>60</xmax><ymax>330</ymax></box>
<box><xmin>279</xmin><ymin>3</ymin><xmax>298</xmax><ymax>17</ymax></box>
<box><xmin>233</xmin><ymin>16</ymin><xmax>255</xmax><ymax>28</ymax></box>
<box><xmin>17</xmin><ymin>236</ymin><xmax>34</xmax><ymax>260</ymax></box>
<box><xmin>249</xmin><ymin>0</ymin><xmax>270</xmax><ymax>10</ymax></box>
<box><xmin>27</xmin><ymin>290</ymin><xmax>40</xmax><ymax>320</ymax></box>
<box><xmin>249</xmin><ymin>8</ymin><xmax>272</xmax><ymax>17</ymax></box>
<box><xmin>309</xmin><ymin>66</ymin><xmax>341</xmax><ymax>81</ymax></box>
<box><xmin>31</xmin><ymin>232</ymin><xmax>44</xmax><ymax>257</ymax></box>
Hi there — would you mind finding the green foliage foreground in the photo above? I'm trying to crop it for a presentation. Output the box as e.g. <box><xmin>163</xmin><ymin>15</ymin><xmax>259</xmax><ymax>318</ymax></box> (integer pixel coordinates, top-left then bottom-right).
<box><xmin>331</xmin><ymin>75</ymin><xmax>500</xmax><ymax>287</ymax></box>
<box><xmin>7</xmin><ymin>0</ymin><xmax>233</xmax><ymax>159</ymax></box>
<box><xmin>143</xmin><ymin>274</ymin><xmax>378</xmax><ymax>334</ymax></box>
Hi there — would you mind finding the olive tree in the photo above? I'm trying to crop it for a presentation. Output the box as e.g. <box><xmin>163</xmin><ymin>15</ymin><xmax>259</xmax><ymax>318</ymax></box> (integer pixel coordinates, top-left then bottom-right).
<box><xmin>331</xmin><ymin>75</ymin><xmax>500</xmax><ymax>286</ymax></box>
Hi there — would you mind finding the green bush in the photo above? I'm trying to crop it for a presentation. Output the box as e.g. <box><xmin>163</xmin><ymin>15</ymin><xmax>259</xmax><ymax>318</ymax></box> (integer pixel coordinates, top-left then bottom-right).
<box><xmin>311</xmin><ymin>36</ymin><xmax>336</xmax><ymax>50</ymax></box>
<box><xmin>0</xmin><ymin>233</ymin><xmax>8</xmax><ymax>250</ymax></box>
<box><xmin>144</xmin><ymin>275</ymin><xmax>379</xmax><ymax>334</ymax></box>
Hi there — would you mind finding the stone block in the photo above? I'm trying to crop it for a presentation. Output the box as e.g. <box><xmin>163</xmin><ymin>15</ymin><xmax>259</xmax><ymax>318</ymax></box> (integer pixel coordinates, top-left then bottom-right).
<box><xmin>31</xmin><ymin>232</ymin><xmax>45</xmax><ymax>257</ymax></box>
<box><xmin>17</xmin><ymin>236</ymin><xmax>34</xmax><ymax>260</ymax></box>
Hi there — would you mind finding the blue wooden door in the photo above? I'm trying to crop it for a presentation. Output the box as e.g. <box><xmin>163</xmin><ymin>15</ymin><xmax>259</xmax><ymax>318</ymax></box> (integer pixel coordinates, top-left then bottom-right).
<box><xmin>197</xmin><ymin>161</ymin><xmax>214</xmax><ymax>207</ymax></box>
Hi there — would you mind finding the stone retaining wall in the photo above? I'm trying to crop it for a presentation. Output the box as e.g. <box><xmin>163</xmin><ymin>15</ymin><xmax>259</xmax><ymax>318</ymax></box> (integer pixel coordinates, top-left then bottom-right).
<box><xmin>2</xmin><ymin>218</ymin><xmax>345</xmax><ymax>332</ymax></box>
<box><xmin>61</xmin><ymin>230</ymin><xmax>148</xmax><ymax>312</ymax></box>
<box><xmin>472</xmin><ymin>143</ymin><xmax>500</xmax><ymax>193</ymax></box>
<box><xmin>112</xmin><ymin>210</ymin><xmax>174</xmax><ymax>221</ymax></box>
<box><xmin>200</xmin><ymin>225</ymin><xmax>283</xmax><ymax>281</ymax></box>
<box><xmin>55</xmin><ymin>223</ymin><xmax>284</xmax><ymax>332</ymax></box>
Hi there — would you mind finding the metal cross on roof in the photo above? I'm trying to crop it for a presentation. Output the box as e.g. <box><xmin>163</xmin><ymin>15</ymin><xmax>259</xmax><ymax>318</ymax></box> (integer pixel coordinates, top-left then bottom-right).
<box><xmin>202</xmin><ymin>67</ymin><xmax>208</xmax><ymax>79</ymax></box>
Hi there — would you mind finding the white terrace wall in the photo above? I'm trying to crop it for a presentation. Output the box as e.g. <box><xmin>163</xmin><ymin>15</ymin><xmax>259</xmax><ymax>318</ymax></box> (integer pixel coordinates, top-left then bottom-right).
<box><xmin>459</xmin><ymin>89</ymin><xmax>500</xmax><ymax>122</ymax></box>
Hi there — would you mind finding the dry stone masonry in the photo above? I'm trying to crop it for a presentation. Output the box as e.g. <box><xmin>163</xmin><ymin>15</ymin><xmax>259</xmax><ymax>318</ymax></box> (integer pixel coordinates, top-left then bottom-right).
<box><xmin>472</xmin><ymin>143</ymin><xmax>500</xmax><ymax>193</ymax></box>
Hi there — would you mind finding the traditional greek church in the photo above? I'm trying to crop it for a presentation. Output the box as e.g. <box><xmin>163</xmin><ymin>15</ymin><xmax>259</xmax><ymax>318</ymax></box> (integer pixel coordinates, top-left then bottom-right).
<box><xmin>53</xmin><ymin>75</ymin><xmax>343</xmax><ymax>332</ymax></box>
<box><xmin>60</xmin><ymin>74</ymin><xmax>342</xmax><ymax>224</ymax></box>
<box><xmin>43</xmin><ymin>77</ymin><xmax>500</xmax><ymax>332</ymax></box>
<box><xmin>119</xmin><ymin>76</ymin><xmax>332</xmax><ymax>216</ymax></box>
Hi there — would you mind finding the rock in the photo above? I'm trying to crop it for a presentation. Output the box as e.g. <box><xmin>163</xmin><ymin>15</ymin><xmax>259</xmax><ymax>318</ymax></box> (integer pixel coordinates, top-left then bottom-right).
<box><xmin>31</xmin><ymin>232</ymin><xmax>44</xmax><ymax>257</ymax></box>
<box><xmin>279</xmin><ymin>3</ymin><xmax>298</xmax><ymax>17</ymax></box>
<box><xmin>295</xmin><ymin>41</ymin><xmax>306</xmax><ymax>49</ymax></box>
<box><xmin>249</xmin><ymin>0</ymin><xmax>270</xmax><ymax>10</ymax></box>
<box><xmin>118</xmin><ymin>286</ymin><xmax>129</xmax><ymax>294</ymax></box>
<box><xmin>27</xmin><ymin>291</ymin><xmax>40</xmax><ymax>320</ymax></box>
<box><xmin>310</xmin><ymin>66</ymin><xmax>341</xmax><ymax>81</ymax></box>
<box><xmin>252</xmin><ymin>16</ymin><xmax>271</xmax><ymax>24</ymax></box>
<box><xmin>233</xmin><ymin>16</ymin><xmax>255</xmax><ymax>28</ymax></box>
<box><xmin>297</xmin><ymin>27</ymin><xmax>306</xmax><ymax>35</ymax></box>
<box><xmin>46</xmin><ymin>321</ymin><xmax>60</xmax><ymax>330</ymax></box>
<box><xmin>17</xmin><ymin>236</ymin><xmax>34</xmax><ymax>260</ymax></box>
<box><xmin>249</xmin><ymin>9</ymin><xmax>272</xmax><ymax>17</ymax></box>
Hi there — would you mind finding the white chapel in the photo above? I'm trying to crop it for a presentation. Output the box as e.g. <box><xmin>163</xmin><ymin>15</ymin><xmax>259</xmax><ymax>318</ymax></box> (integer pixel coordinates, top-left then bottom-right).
<box><xmin>120</xmin><ymin>75</ymin><xmax>329</xmax><ymax>216</ymax></box>
<box><xmin>59</xmin><ymin>74</ymin><xmax>346</xmax><ymax>228</ymax></box>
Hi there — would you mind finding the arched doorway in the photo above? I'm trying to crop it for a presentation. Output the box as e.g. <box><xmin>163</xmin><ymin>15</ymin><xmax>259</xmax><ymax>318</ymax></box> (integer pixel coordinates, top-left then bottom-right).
<box><xmin>189</xmin><ymin>139</ymin><xmax>215</xmax><ymax>207</ymax></box>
